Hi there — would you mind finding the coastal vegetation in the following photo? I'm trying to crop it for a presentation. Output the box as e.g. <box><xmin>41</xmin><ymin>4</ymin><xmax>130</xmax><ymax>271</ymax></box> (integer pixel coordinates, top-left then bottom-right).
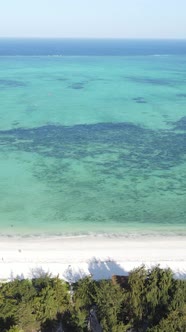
<box><xmin>0</xmin><ymin>266</ymin><xmax>186</xmax><ymax>332</ymax></box>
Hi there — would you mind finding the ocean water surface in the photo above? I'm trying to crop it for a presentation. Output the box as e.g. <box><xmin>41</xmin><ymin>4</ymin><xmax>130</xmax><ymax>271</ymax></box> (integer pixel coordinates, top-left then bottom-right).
<box><xmin>0</xmin><ymin>39</ymin><xmax>185</xmax><ymax>236</ymax></box>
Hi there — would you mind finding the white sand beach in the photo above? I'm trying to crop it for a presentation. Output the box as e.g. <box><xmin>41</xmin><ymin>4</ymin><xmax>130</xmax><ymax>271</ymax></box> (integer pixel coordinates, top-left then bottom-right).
<box><xmin>0</xmin><ymin>236</ymin><xmax>186</xmax><ymax>282</ymax></box>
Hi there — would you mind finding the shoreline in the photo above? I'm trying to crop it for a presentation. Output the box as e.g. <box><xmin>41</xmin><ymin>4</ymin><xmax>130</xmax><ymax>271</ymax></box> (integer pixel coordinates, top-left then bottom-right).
<box><xmin>0</xmin><ymin>235</ymin><xmax>186</xmax><ymax>281</ymax></box>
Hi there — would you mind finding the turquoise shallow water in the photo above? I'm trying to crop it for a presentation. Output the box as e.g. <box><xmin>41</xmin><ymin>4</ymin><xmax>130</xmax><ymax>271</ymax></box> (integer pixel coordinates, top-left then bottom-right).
<box><xmin>0</xmin><ymin>55</ymin><xmax>185</xmax><ymax>236</ymax></box>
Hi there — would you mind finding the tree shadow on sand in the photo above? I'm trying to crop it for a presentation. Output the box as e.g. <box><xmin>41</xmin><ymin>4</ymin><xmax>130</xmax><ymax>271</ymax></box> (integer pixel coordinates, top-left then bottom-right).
<box><xmin>88</xmin><ymin>258</ymin><xmax>128</xmax><ymax>280</ymax></box>
<box><xmin>62</xmin><ymin>259</ymin><xmax>128</xmax><ymax>283</ymax></box>
<box><xmin>63</xmin><ymin>265</ymin><xmax>87</xmax><ymax>283</ymax></box>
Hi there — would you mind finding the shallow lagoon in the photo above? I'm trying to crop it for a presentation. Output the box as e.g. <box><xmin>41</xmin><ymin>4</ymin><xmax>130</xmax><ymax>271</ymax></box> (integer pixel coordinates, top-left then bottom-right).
<box><xmin>0</xmin><ymin>52</ymin><xmax>185</xmax><ymax>236</ymax></box>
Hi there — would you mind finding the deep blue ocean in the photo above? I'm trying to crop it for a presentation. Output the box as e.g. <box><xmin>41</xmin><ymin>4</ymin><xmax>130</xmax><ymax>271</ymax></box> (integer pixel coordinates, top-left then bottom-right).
<box><xmin>0</xmin><ymin>38</ymin><xmax>186</xmax><ymax>56</ymax></box>
<box><xmin>0</xmin><ymin>39</ymin><xmax>185</xmax><ymax>236</ymax></box>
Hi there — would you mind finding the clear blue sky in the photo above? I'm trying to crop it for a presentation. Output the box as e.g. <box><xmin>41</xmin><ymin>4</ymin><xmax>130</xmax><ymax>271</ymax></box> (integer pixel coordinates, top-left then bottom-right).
<box><xmin>0</xmin><ymin>0</ymin><xmax>185</xmax><ymax>39</ymax></box>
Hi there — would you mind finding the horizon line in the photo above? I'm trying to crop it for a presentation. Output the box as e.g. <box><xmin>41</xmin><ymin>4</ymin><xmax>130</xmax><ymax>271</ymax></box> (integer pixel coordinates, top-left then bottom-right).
<box><xmin>0</xmin><ymin>36</ymin><xmax>186</xmax><ymax>40</ymax></box>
